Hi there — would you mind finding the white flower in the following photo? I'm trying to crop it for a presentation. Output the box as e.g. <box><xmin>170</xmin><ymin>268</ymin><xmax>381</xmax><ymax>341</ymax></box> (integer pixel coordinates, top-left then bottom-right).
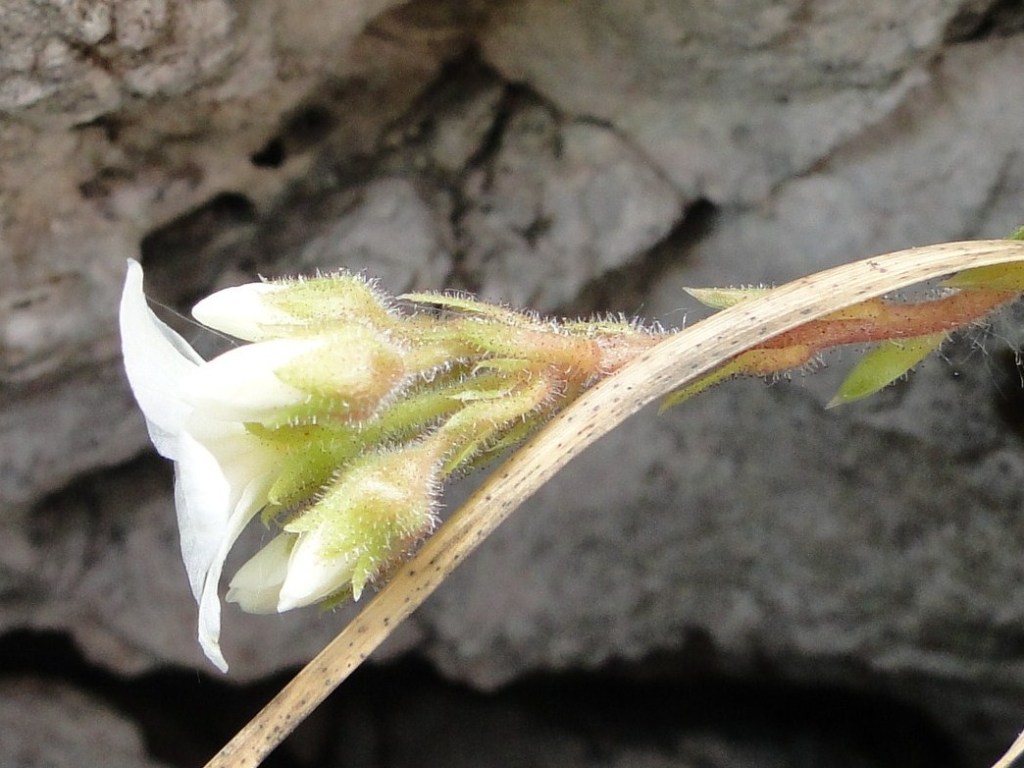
<box><xmin>192</xmin><ymin>282</ymin><xmax>293</xmax><ymax>342</ymax></box>
<box><xmin>124</xmin><ymin>259</ymin><xmax>570</xmax><ymax>671</ymax></box>
<box><xmin>226</xmin><ymin>529</ymin><xmax>360</xmax><ymax>613</ymax></box>
<box><xmin>119</xmin><ymin>260</ymin><xmax>304</xmax><ymax>671</ymax></box>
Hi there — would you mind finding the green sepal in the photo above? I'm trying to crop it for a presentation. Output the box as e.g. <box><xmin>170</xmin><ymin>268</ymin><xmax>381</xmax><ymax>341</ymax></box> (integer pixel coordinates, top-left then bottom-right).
<box><xmin>827</xmin><ymin>332</ymin><xmax>946</xmax><ymax>408</ymax></box>
<box><xmin>246</xmin><ymin>422</ymin><xmax>363</xmax><ymax>516</ymax></box>
<box><xmin>684</xmin><ymin>286</ymin><xmax>771</xmax><ymax>310</ymax></box>
<box><xmin>251</xmin><ymin>375</ymin><xmax>475</xmax><ymax>515</ymax></box>
<box><xmin>436</xmin><ymin>376</ymin><xmax>550</xmax><ymax>477</ymax></box>
<box><xmin>400</xmin><ymin>291</ymin><xmax>531</xmax><ymax>325</ymax></box>
<box><xmin>284</xmin><ymin>445</ymin><xmax>441</xmax><ymax>601</ymax></box>
<box><xmin>267</xmin><ymin>273</ymin><xmax>396</xmax><ymax>332</ymax></box>
<box><xmin>562</xmin><ymin>317</ymin><xmax>644</xmax><ymax>336</ymax></box>
<box><xmin>460</xmin><ymin>415</ymin><xmax>546</xmax><ymax>473</ymax></box>
<box><xmin>943</xmin><ymin>262</ymin><xmax>1024</xmax><ymax>291</ymax></box>
<box><xmin>659</xmin><ymin>357</ymin><xmax>749</xmax><ymax>411</ymax></box>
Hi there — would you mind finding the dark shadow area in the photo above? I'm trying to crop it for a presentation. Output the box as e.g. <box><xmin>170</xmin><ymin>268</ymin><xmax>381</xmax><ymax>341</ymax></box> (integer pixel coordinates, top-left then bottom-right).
<box><xmin>0</xmin><ymin>629</ymin><xmax>962</xmax><ymax>768</ymax></box>
<box><xmin>566</xmin><ymin>197</ymin><xmax>718</xmax><ymax>319</ymax></box>
<box><xmin>944</xmin><ymin>0</ymin><xmax>1024</xmax><ymax>43</ymax></box>
<box><xmin>248</xmin><ymin>100</ymin><xmax>342</xmax><ymax>170</ymax></box>
<box><xmin>139</xmin><ymin>192</ymin><xmax>259</xmax><ymax>309</ymax></box>
<box><xmin>0</xmin><ymin>630</ymin><xmax>299</xmax><ymax>767</ymax></box>
<box><xmin>989</xmin><ymin>346</ymin><xmax>1024</xmax><ymax>441</ymax></box>
<box><xmin>282</xmin><ymin>103</ymin><xmax>339</xmax><ymax>151</ymax></box>
<box><xmin>251</xmin><ymin>136</ymin><xmax>286</xmax><ymax>169</ymax></box>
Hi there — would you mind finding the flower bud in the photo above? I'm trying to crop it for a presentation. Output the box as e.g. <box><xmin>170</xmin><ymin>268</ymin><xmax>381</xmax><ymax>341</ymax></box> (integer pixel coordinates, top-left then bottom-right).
<box><xmin>275</xmin><ymin>527</ymin><xmax>362</xmax><ymax>611</ymax></box>
<box><xmin>268</xmin><ymin>274</ymin><xmax>396</xmax><ymax>331</ymax></box>
<box><xmin>192</xmin><ymin>283</ymin><xmax>295</xmax><ymax>341</ymax></box>
<box><xmin>182</xmin><ymin>337</ymin><xmax>322</xmax><ymax>422</ymax></box>
<box><xmin>275</xmin><ymin>325</ymin><xmax>407</xmax><ymax>423</ymax></box>
<box><xmin>282</xmin><ymin>445</ymin><xmax>440</xmax><ymax>606</ymax></box>
<box><xmin>228</xmin><ymin>444</ymin><xmax>441</xmax><ymax>613</ymax></box>
<box><xmin>193</xmin><ymin>273</ymin><xmax>397</xmax><ymax>341</ymax></box>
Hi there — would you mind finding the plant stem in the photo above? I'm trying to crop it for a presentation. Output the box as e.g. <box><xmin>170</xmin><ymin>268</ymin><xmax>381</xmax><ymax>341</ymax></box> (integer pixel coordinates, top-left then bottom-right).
<box><xmin>202</xmin><ymin>239</ymin><xmax>1024</xmax><ymax>768</ymax></box>
<box><xmin>991</xmin><ymin>730</ymin><xmax>1024</xmax><ymax>768</ymax></box>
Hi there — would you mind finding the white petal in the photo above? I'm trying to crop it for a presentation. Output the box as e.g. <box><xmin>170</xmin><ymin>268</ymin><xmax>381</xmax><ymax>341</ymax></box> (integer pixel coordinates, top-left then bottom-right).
<box><xmin>226</xmin><ymin>533</ymin><xmax>293</xmax><ymax>613</ymax></box>
<box><xmin>173</xmin><ymin>433</ymin><xmax>231</xmax><ymax>603</ymax></box>
<box><xmin>119</xmin><ymin>259</ymin><xmax>203</xmax><ymax>460</ymax></box>
<box><xmin>196</xmin><ymin>473</ymin><xmax>272</xmax><ymax>672</ymax></box>
<box><xmin>174</xmin><ymin>423</ymin><xmax>283</xmax><ymax>671</ymax></box>
<box><xmin>184</xmin><ymin>416</ymin><xmax>282</xmax><ymax>496</ymax></box>
<box><xmin>277</xmin><ymin>528</ymin><xmax>356</xmax><ymax>611</ymax></box>
<box><xmin>183</xmin><ymin>338</ymin><xmax>320</xmax><ymax>421</ymax></box>
<box><xmin>192</xmin><ymin>283</ymin><xmax>294</xmax><ymax>342</ymax></box>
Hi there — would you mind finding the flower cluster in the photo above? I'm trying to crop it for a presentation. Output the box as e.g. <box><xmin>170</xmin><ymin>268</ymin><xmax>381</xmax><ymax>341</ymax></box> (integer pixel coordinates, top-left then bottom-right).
<box><xmin>119</xmin><ymin>260</ymin><xmax>661</xmax><ymax>670</ymax></box>
<box><xmin>123</xmin><ymin>248</ymin><xmax>1024</xmax><ymax>672</ymax></box>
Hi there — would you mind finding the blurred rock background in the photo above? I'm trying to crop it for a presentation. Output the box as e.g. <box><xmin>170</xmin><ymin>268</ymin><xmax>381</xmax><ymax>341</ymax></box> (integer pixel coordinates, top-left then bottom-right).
<box><xmin>3</xmin><ymin>1</ymin><xmax>1024</xmax><ymax>766</ymax></box>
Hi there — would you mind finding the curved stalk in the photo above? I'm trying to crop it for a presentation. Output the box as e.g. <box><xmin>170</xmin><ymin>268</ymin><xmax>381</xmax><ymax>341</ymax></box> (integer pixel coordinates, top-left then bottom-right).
<box><xmin>203</xmin><ymin>239</ymin><xmax>1024</xmax><ymax>768</ymax></box>
<box><xmin>991</xmin><ymin>731</ymin><xmax>1024</xmax><ymax>768</ymax></box>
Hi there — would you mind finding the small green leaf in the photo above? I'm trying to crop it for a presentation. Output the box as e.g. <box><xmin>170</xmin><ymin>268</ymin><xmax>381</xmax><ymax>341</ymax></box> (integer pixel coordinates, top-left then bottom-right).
<box><xmin>943</xmin><ymin>262</ymin><xmax>1024</xmax><ymax>291</ymax></box>
<box><xmin>942</xmin><ymin>226</ymin><xmax>1024</xmax><ymax>289</ymax></box>
<box><xmin>684</xmin><ymin>286</ymin><xmax>771</xmax><ymax>310</ymax></box>
<box><xmin>827</xmin><ymin>332</ymin><xmax>946</xmax><ymax>408</ymax></box>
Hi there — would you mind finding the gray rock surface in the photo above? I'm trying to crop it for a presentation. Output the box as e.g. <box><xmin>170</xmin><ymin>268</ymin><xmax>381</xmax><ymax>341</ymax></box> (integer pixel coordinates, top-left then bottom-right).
<box><xmin>424</xmin><ymin>358</ymin><xmax>1024</xmax><ymax>761</ymax></box>
<box><xmin>460</xmin><ymin>107</ymin><xmax>683</xmax><ymax>308</ymax></box>
<box><xmin>481</xmin><ymin>0</ymin><xmax>960</xmax><ymax>202</ymax></box>
<box><xmin>0</xmin><ymin>677</ymin><xmax>167</xmax><ymax>768</ymax></box>
<box><xmin>0</xmin><ymin>456</ymin><xmax>421</xmax><ymax>675</ymax></box>
<box><xmin>4</xmin><ymin>0</ymin><xmax>1024</xmax><ymax>766</ymax></box>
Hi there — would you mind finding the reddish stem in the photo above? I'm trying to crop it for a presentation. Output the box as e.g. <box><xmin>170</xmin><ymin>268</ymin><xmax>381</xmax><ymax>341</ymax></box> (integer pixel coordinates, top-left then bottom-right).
<box><xmin>761</xmin><ymin>289</ymin><xmax>1016</xmax><ymax>353</ymax></box>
